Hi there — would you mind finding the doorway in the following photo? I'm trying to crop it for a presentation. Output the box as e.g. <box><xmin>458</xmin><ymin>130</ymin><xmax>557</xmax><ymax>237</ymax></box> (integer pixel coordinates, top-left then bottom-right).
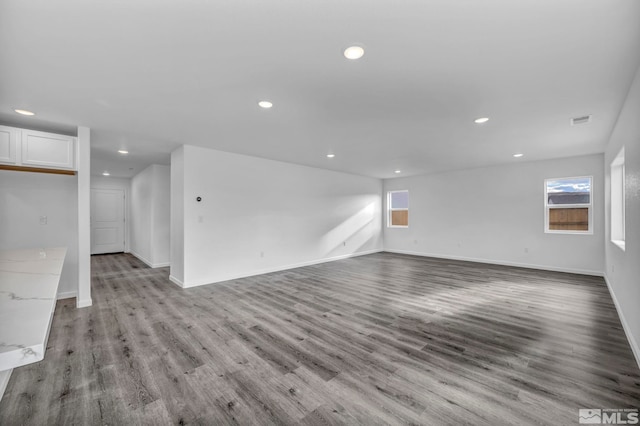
<box><xmin>91</xmin><ymin>188</ymin><xmax>125</xmax><ymax>254</ymax></box>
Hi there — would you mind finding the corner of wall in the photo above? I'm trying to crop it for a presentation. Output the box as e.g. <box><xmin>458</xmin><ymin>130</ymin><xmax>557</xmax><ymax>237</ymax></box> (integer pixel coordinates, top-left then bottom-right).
<box><xmin>76</xmin><ymin>126</ymin><xmax>92</xmax><ymax>308</ymax></box>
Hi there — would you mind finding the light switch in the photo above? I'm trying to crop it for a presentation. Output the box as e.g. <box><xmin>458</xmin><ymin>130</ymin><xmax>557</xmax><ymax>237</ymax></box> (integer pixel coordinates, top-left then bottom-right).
<box><xmin>40</xmin><ymin>216</ymin><xmax>47</xmax><ymax>225</ymax></box>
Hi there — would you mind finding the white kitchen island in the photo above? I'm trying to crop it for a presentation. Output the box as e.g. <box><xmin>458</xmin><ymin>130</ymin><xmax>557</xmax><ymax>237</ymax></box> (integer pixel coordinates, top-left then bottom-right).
<box><xmin>0</xmin><ymin>247</ymin><xmax>66</xmax><ymax>400</ymax></box>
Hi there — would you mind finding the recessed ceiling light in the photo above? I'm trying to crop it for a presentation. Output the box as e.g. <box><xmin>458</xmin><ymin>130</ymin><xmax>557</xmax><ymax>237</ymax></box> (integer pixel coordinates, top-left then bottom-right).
<box><xmin>394</xmin><ymin>170</ymin><xmax>401</xmax><ymax>174</ymax></box>
<box><xmin>14</xmin><ymin>109</ymin><xmax>35</xmax><ymax>116</ymax></box>
<box><xmin>327</xmin><ymin>154</ymin><xmax>335</xmax><ymax>158</ymax></box>
<box><xmin>118</xmin><ymin>150</ymin><xmax>129</xmax><ymax>154</ymax></box>
<box><xmin>344</xmin><ymin>46</ymin><xmax>364</xmax><ymax>60</ymax></box>
<box><xmin>258</xmin><ymin>100</ymin><xmax>273</xmax><ymax>109</ymax></box>
<box><xmin>513</xmin><ymin>153</ymin><xmax>524</xmax><ymax>158</ymax></box>
<box><xmin>102</xmin><ymin>172</ymin><xmax>110</xmax><ymax>176</ymax></box>
<box><xmin>474</xmin><ymin>117</ymin><xmax>489</xmax><ymax>124</ymax></box>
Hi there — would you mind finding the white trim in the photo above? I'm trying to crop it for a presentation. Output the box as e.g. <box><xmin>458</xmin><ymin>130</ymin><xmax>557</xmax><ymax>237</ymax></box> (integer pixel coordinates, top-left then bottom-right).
<box><xmin>604</xmin><ymin>274</ymin><xmax>640</xmax><ymax>369</ymax></box>
<box><xmin>383</xmin><ymin>249</ymin><xmax>604</xmax><ymax>277</ymax></box>
<box><xmin>56</xmin><ymin>291</ymin><xmax>77</xmax><ymax>300</ymax></box>
<box><xmin>130</xmin><ymin>251</ymin><xmax>170</xmax><ymax>268</ymax></box>
<box><xmin>76</xmin><ymin>298</ymin><xmax>92</xmax><ymax>308</ymax></box>
<box><xmin>0</xmin><ymin>369</ymin><xmax>12</xmax><ymax>402</ymax></box>
<box><xmin>180</xmin><ymin>249</ymin><xmax>383</xmax><ymax>288</ymax></box>
<box><xmin>544</xmin><ymin>227</ymin><xmax>594</xmax><ymax>236</ymax></box>
<box><xmin>169</xmin><ymin>275</ymin><xmax>185</xmax><ymax>288</ymax></box>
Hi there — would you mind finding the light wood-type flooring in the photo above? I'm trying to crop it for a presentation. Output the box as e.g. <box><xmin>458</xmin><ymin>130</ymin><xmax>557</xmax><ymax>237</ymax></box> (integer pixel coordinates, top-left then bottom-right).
<box><xmin>1</xmin><ymin>252</ymin><xmax>639</xmax><ymax>425</ymax></box>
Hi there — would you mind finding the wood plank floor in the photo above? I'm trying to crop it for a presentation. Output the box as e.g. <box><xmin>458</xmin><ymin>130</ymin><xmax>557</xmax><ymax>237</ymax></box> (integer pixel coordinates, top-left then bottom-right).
<box><xmin>1</xmin><ymin>252</ymin><xmax>638</xmax><ymax>425</ymax></box>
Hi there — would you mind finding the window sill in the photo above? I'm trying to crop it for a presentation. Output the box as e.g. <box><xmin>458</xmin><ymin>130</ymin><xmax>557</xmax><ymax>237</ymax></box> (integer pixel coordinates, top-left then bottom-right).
<box><xmin>545</xmin><ymin>230</ymin><xmax>593</xmax><ymax>235</ymax></box>
<box><xmin>612</xmin><ymin>240</ymin><xmax>626</xmax><ymax>251</ymax></box>
<box><xmin>388</xmin><ymin>226</ymin><xmax>409</xmax><ymax>229</ymax></box>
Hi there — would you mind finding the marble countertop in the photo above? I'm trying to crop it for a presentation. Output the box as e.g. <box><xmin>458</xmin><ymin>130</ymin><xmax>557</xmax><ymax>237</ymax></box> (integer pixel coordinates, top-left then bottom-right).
<box><xmin>0</xmin><ymin>247</ymin><xmax>66</xmax><ymax>371</ymax></box>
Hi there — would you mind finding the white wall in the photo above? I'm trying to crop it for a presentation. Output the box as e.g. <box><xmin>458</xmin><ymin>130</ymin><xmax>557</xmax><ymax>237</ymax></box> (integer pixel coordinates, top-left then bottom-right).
<box><xmin>384</xmin><ymin>154</ymin><xmax>605</xmax><ymax>275</ymax></box>
<box><xmin>604</xmin><ymin>64</ymin><xmax>640</xmax><ymax>366</ymax></box>
<box><xmin>170</xmin><ymin>147</ymin><xmax>185</xmax><ymax>284</ymax></box>
<box><xmin>0</xmin><ymin>170</ymin><xmax>79</xmax><ymax>298</ymax></box>
<box><xmin>130</xmin><ymin>164</ymin><xmax>170</xmax><ymax>267</ymax></box>
<box><xmin>152</xmin><ymin>166</ymin><xmax>171</xmax><ymax>265</ymax></box>
<box><xmin>77</xmin><ymin>126</ymin><xmax>92</xmax><ymax>307</ymax></box>
<box><xmin>91</xmin><ymin>175</ymin><xmax>130</xmax><ymax>252</ymax></box>
<box><xmin>171</xmin><ymin>145</ymin><xmax>383</xmax><ymax>287</ymax></box>
<box><xmin>131</xmin><ymin>166</ymin><xmax>152</xmax><ymax>262</ymax></box>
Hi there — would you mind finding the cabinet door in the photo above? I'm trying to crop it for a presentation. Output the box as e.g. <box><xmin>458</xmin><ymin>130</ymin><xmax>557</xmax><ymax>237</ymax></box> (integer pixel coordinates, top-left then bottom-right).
<box><xmin>0</xmin><ymin>125</ymin><xmax>19</xmax><ymax>165</ymax></box>
<box><xmin>21</xmin><ymin>130</ymin><xmax>76</xmax><ymax>170</ymax></box>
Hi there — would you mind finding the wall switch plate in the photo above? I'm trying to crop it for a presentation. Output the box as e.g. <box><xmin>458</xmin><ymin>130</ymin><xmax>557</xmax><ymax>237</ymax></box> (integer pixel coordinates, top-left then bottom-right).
<box><xmin>39</xmin><ymin>216</ymin><xmax>47</xmax><ymax>225</ymax></box>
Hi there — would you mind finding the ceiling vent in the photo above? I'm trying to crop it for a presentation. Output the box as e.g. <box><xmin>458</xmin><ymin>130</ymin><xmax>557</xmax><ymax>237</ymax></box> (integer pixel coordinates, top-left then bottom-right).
<box><xmin>571</xmin><ymin>115</ymin><xmax>592</xmax><ymax>126</ymax></box>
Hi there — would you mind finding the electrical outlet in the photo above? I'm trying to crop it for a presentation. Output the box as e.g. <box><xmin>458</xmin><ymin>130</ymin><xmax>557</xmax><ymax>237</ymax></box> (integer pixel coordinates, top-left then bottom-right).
<box><xmin>39</xmin><ymin>216</ymin><xmax>47</xmax><ymax>225</ymax></box>
<box><xmin>198</xmin><ymin>215</ymin><xmax>203</xmax><ymax>223</ymax></box>
<box><xmin>260</xmin><ymin>251</ymin><xmax>264</xmax><ymax>258</ymax></box>
<box><xmin>524</xmin><ymin>247</ymin><xmax>529</xmax><ymax>253</ymax></box>
<box><xmin>343</xmin><ymin>241</ymin><xmax>346</xmax><ymax>246</ymax></box>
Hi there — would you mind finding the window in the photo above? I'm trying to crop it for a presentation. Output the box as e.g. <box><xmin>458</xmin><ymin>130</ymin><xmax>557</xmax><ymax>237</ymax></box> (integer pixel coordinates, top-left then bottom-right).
<box><xmin>611</xmin><ymin>147</ymin><xmax>625</xmax><ymax>250</ymax></box>
<box><xmin>388</xmin><ymin>190</ymin><xmax>408</xmax><ymax>227</ymax></box>
<box><xmin>544</xmin><ymin>176</ymin><xmax>592</xmax><ymax>234</ymax></box>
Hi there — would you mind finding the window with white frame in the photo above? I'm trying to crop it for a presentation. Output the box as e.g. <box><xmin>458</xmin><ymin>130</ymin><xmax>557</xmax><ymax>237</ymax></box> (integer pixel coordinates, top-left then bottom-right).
<box><xmin>611</xmin><ymin>147</ymin><xmax>625</xmax><ymax>250</ymax></box>
<box><xmin>388</xmin><ymin>190</ymin><xmax>409</xmax><ymax>227</ymax></box>
<box><xmin>544</xmin><ymin>176</ymin><xmax>592</xmax><ymax>234</ymax></box>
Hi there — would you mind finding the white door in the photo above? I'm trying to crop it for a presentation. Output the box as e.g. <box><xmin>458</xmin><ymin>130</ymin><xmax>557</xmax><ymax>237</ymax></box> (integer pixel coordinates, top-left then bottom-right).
<box><xmin>91</xmin><ymin>189</ymin><xmax>125</xmax><ymax>254</ymax></box>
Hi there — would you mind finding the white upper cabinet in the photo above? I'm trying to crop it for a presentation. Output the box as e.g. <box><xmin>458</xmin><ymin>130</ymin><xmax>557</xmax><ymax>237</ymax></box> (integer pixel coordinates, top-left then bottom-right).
<box><xmin>21</xmin><ymin>129</ymin><xmax>75</xmax><ymax>170</ymax></box>
<box><xmin>0</xmin><ymin>126</ymin><xmax>76</xmax><ymax>171</ymax></box>
<box><xmin>0</xmin><ymin>125</ymin><xmax>19</xmax><ymax>165</ymax></box>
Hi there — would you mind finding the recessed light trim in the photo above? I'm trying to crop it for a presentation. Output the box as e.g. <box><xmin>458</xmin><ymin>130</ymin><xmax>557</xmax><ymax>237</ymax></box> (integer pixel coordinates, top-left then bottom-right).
<box><xmin>344</xmin><ymin>46</ymin><xmax>365</xmax><ymax>60</ymax></box>
<box><xmin>474</xmin><ymin>117</ymin><xmax>489</xmax><ymax>124</ymax></box>
<box><xmin>513</xmin><ymin>153</ymin><xmax>524</xmax><ymax>158</ymax></box>
<box><xmin>326</xmin><ymin>154</ymin><xmax>335</xmax><ymax>158</ymax></box>
<box><xmin>14</xmin><ymin>109</ymin><xmax>35</xmax><ymax>116</ymax></box>
<box><xmin>258</xmin><ymin>100</ymin><xmax>273</xmax><ymax>109</ymax></box>
<box><xmin>394</xmin><ymin>170</ymin><xmax>401</xmax><ymax>174</ymax></box>
<box><xmin>118</xmin><ymin>150</ymin><xmax>129</xmax><ymax>154</ymax></box>
<box><xmin>102</xmin><ymin>172</ymin><xmax>110</xmax><ymax>176</ymax></box>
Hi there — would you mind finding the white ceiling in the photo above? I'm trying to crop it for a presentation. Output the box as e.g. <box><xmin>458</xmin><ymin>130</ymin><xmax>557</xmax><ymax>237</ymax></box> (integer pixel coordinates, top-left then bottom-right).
<box><xmin>1</xmin><ymin>0</ymin><xmax>639</xmax><ymax>179</ymax></box>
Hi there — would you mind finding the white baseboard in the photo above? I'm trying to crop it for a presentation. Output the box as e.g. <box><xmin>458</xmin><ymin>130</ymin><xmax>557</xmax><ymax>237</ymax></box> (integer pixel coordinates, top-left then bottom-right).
<box><xmin>383</xmin><ymin>249</ymin><xmax>604</xmax><ymax>277</ymax></box>
<box><xmin>56</xmin><ymin>291</ymin><xmax>77</xmax><ymax>300</ymax></box>
<box><xmin>180</xmin><ymin>249</ymin><xmax>384</xmax><ymax>288</ymax></box>
<box><xmin>604</xmin><ymin>275</ymin><xmax>640</xmax><ymax>369</ymax></box>
<box><xmin>0</xmin><ymin>369</ymin><xmax>12</xmax><ymax>402</ymax></box>
<box><xmin>169</xmin><ymin>275</ymin><xmax>185</xmax><ymax>288</ymax></box>
<box><xmin>76</xmin><ymin>298</ymin><xmax>93</xmax><ymax>308</ymax></box>
<box><xmin>130</xmin><ymin>251</ymin><xmax>170</xmax><ymax>268</ymax></box>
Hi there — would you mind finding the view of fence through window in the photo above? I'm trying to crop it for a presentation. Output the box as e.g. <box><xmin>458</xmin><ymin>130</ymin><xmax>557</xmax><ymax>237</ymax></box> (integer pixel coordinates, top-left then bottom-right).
<box><xmin>545</xmin><ymin>176</ymin><xmax>592</xmax><ymax>232</ymax></box>
<box><xmin>388</xmin><ymin>190</ymin><xmax>409</xmax><ymax>227</ymax></box>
